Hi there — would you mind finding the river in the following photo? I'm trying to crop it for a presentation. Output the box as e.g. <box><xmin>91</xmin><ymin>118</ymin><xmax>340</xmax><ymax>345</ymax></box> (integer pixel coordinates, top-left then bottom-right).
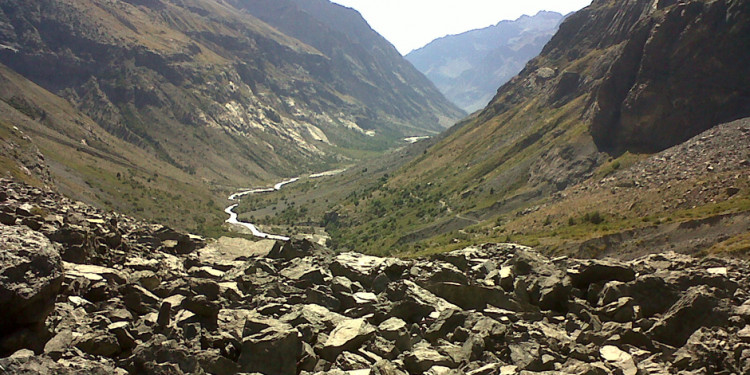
<box><xmin>224</xmin><ymin>170</ymin><xmax>345</xmax><ymax>241</ymax></box>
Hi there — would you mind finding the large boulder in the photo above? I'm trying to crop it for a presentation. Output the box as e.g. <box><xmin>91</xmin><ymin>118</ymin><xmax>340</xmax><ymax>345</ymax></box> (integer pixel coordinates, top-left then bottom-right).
<box><xmin>321</xmin><ymin>318</ymin><xmax>376</xmax><ymax>361</ymax></box>
<box><xmin>567</xmin><ymin>259</ymin><xmax>636</xmax><ymax>289</ymax></box>
<box><xmin>238</xmin><ymin>324</ymin><xmax>301</xmax><ymax>375</ymax></box>
<box><xmin>647</xmin><ymin>285</ymin><xmax>730</xmax><ymax>347</ymax></box>
<box><xmin>0</xmin><ymin>225</ymin><xmax>64</xmax><ymax>354</ymax></box>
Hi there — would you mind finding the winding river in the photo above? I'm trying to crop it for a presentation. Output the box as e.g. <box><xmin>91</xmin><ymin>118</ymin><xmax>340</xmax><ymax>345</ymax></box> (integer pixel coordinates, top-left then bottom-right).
<box><xmin>224</xmin><ymin>169</ymin><xmax>345</xmax><ymax>241</ymax></box>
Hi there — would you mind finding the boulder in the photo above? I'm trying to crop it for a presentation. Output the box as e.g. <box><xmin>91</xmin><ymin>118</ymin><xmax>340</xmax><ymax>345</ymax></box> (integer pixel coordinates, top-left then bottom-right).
<box><xmin>567</xmin><ymin>260</ymin><xmax>636</xmax><ymax>289</ymax></box>
<box><xmin>238</xmin><ymin>325</ymin><xmax>301</xmax><ymax>375</ymax></box>
<box><xmin>0</xmin><ymin>226</ymin><xmax>63</xmax><ymax>354</ymax></box>
<box><xmin>126</xmin><ymin>335</ymin><xmax>202</xmax><ymax>374</ymax></box>
<box><xmin>599</xmin><ymin>345</ymin><xmax>637</xmax><ymax>375</ymax></box>
<box><xmin>0</xmin><ymin>355</ymin><xmax>126</xmax><ymax>374</ymax></box>
<box><xmin>267</xmin><ymin>238</ymin><xmax>320</xmax><ymax>260</ymax></box>
<box><xmin>378</xmin><ymin>317</ymin><xmax>410</xmax><ymax>350</ymax></box>
<box><xmin>403</xmin><ymin>346</ymin><xmax>455</xmax><ymax>374</ymax></box>
<box><xmin>647</xmin><ymin>285</ymin><xmax>729</xmax><ymax>347</ymax></box>
<box><xmin>321</xmin><ymin>318</ymin><xmax>376</xmax><ymax>361</ymax></box>
<box><xmin>371</xmin><ymin>360</ymin><xmax>408</xmax><ymax>375</ymax></box>
<box><xmin>75</xmin><ymin>331</ymin><xmax>121</xmax><ymax>357</ymax></box>
<box><xmin>331</xmin><ymin>252</ymin><xmax>408</xmax><ymax>287</ymax></box>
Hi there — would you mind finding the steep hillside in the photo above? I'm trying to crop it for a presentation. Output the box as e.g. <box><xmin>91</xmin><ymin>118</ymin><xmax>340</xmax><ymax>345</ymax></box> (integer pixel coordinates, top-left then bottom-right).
<box><xmin>0</xmin><ymin>63</ymin><xmax>226</xmax><ymax>232</ymax></box>
<box><xmin>318</xmin><ymin>0</ymin><xmax>750</xmax><ymax>255</ymax></box>
<box><xmin>407</xmin><ymin>11</ymin><xmax>564</xmax><ymax>113</ymax></box>
<box><xmin>234</xmin><ymin>0</ymin><xmax>464</xmax><ymax>133</ymax></box>
<box><xmin>0</xmin><ymin>0</ymin><xmax>463</xmax><ymax>187</ymax></box>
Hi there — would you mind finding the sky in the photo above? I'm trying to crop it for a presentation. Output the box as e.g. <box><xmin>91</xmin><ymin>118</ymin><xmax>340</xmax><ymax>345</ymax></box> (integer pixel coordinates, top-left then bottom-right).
<box><xmin>330</xmin><ymin>0</ymin><xmax>593</xmax><ymax>55</ymax></box>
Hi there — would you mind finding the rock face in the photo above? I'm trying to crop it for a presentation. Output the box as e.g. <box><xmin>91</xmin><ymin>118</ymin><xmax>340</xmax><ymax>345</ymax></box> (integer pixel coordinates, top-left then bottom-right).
<box><xmin>0</xmin><ymin>225</ymin><xmax>63</xmax><ymax>355</ymax></box>
<box><xmin>407</xmin><ymin>11</ymin><xmax>564</xmax><ymax>113</ymax></box>
<box><xmin>1</xmin><ymin>178</ymin><xmax>749</xmax><ymax>374</ymax></box>
<box><xmin>583</xmin><ymin>0</ymin><xmax>750</xmax><ymax>153</ymax></box>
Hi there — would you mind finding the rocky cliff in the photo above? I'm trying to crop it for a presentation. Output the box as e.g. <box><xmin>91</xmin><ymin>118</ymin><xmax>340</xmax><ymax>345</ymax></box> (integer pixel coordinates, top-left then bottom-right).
<box><xmin>1</xmin><ymin>178</ymin><xmax>749</xmax><ymax>374</ymax></box>
<box><xmin>407</xmin><ymin>11</ymin><xmax>564</xmax><ymax>113</ymax></box>
<box><xmin>0</xmin><ymin>0</ymin><xmax>463</xmax><ymax>183</ymax></box>
<box><xmin>318</xmin><ymin>0</ymin><xmax>750</xmax><ymax>255</ymax></box>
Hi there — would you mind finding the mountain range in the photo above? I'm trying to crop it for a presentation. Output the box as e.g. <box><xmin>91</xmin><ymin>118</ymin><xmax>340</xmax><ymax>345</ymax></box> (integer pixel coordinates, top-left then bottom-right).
<box><xmin>0</xmin><ymin>0</ymin><xmax>463</xmax><ymax>231</ymax></box>
<box><xmin>406</xmin><ymin>11</ymin><xmax>564</xmax><ymax>113</ymax></box>
<box><xmin>301</xmin><ymin>0</ymin><xmax>750</xmax><ymax>257</ymax></box>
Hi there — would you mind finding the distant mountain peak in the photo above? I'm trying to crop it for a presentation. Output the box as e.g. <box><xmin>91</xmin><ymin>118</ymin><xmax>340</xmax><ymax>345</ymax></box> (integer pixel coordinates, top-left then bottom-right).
<box><xmin>406</xmin><ymin>11</ymin><xmax>564</xmax><ymax>113</ymax></box>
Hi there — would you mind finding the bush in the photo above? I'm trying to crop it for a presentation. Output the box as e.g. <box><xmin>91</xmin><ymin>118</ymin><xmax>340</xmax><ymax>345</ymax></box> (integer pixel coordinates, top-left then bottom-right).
<box><xmin>583</xmin><ymin>211</ymin><xmax>604</xmax><ymax>225</ymax></box>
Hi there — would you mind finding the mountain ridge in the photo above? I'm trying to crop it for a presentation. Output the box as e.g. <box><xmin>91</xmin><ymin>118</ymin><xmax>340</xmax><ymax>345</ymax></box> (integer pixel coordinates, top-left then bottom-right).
<box><xmin>406</xmin><ymin>11</ymin><xmax>565</xmax><ymax>112</ymax></box>
<box><xmin>314</xmin><ymin>0</ymin><xmax>750</xmax><ymax>256</ymax></box>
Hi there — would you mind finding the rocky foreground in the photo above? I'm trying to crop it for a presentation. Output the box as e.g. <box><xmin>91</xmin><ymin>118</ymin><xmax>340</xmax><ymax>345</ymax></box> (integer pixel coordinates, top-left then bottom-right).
<box><xmin>1</xmin><ymin>179</ymin><xmax>749</xmax><ymax>375</ymax></box>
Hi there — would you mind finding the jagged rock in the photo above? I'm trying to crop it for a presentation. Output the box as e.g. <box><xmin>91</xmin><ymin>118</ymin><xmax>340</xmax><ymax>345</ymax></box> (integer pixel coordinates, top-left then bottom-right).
<box><xmin>378</xmin><ymin>317</ymin><xmax>410</xmax><ymax>351</ymax></box>
<box><xmin>568</xmin><ymin>260</ymin><xmax>636</xmax><ymax>289</ymax></box>
<box><xmin>0</xmin><ymin>225</ymin><xmax>63</xmax><ymax>354</ymax></box>
<box><xmin>108</xmin><ymin>322</ymin><xmax>137</xmax><ymax>352</ymax></box>
<box><xmin>268</xmin><ymin>239</ymin><xmax>320</xmax><ymax>260</ymax></box>
<box><xmin>75</xmin><ymin>331</ymin><xmax>120</xmax><ymax>357</ymax></box>
<box><xmin>0</xmin><ymin>355</ymin><xmax>126</xmax><ymax>374</ymax></box>
<box><xmin>647</xmin><ymin>285</ymin><xmax>729</xmax><ymax>347</ymax></box>
<box><xmin>403</xmin><ymin>346</ymin><xmax>455</xmax><ymax>374</ymax></box>
<box><xmin>126</xmin><ymin>335</ymin><xmax>202</xmax><ymax>374</ymax></box>
<box><xmin>238</xmin><ymin>325</ymin><xmax>301</xmax><ymax>375</ymax></box>
<box><xmin>122</xmin><ymin>284</ymin><xmax>161</xmax><ymax>315</ymax></box>
<box><xmin>331</xmin><ymin>252</ymin><xmax>409</xmax><ymax>288</ymax></box>
<box><xmin>196</xmin><ymin>349</ymin><xmax>239</xmax><ymax>375</ymax></box>
<box><xmin>426</xmin><ymin>282</ymin><xmax>514</xmax><ymax>311</ymax></box>
<box><xmin>321</xmin><ymin>318</ymin><xmax>376</xmax><ymax>361</ymax></box>
<box><xmin>184</xmin><ymin>295</ymin><xmax>220</xmax><ymax>318</ymax></box>
<box><xmin>280</xmin><ymin>258</ymin><xmax>328</xmax><ymax>286</ymax></box>
<box><xmin>43</xmin><ymin>331</ymin><xmax>74</xmax><ymax>360</ymax></box>
<box><xmin>371</xmin><ymin>359</ymin><xmax>408</xmax><ymax>375</ymax></box>
<box><xmin>65</xmin><ymin>262</ymin><xmax>126</xmax><ymax>285</ymax></box>
<box><xmin>599</xmin><ymin>345</ymin><xmax>637</xmax><ymax>375</ymax></box>
<box><xmin>282</xmin><ymin>304</ymin><xmax>347</xmax><ymax>335</ymax></box>
<box><xmin>598</xmin><ymin>297</ymin><xmax>639</xmax><ymax>323</ymax></box>
<box><xmin>387</xmin><ymin>280</ymin><xmax>458</xmax><ymax>323</ymax></box>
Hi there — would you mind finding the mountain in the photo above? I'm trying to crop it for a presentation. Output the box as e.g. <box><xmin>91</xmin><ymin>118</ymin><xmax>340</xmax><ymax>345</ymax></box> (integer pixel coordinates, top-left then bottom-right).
<box><xmin>316</xmin><ymin>0</ymin><xmax>750</xmax><ymax>256</ymax></box>
<box><xmin>406</xmin><ymin>11</ymin><xmax>564</xmax><ymax>113</ymax></box>
<box><xmin>0</xmin><ymin>0</ymin><xmax>463</xmax><ymax>183</ymax></box>
<box><xmin>0</xmin><ymin>63</ymin><xmax>226</xmax><ymax>231</ymax></box>
<box><xmin>0</xmin><ymin>0</ymin><xmax>463</xmax><ymax>232</ymax></box>
<box><xmin>233</xmin><ymin>0</ymin><xmax>464</xmax><ymax>132</ymax></box>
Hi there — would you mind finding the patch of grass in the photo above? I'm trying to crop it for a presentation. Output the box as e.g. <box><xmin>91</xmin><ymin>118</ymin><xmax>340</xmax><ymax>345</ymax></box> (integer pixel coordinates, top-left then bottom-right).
<box><xmin>708</xmin><ymin>232</ymin><xmax>750</xmax><ymax>256</ymax></box>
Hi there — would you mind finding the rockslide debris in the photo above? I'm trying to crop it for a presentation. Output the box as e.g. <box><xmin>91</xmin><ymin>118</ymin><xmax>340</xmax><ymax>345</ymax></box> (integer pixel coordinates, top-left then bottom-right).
<box><xmin>0</xmin><ymin>178</ymin><xmax>749</xmax><ymax>374</ymax></box>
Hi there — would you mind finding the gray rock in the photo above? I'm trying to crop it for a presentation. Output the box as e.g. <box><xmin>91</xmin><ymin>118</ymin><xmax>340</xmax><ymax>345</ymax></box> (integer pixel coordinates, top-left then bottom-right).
<box><xmin>403</xmin><ymin>346</ymin><xmax>455</xmax><ymax>374</ymax></box>
<box><xmin>599</xmin><ymin>345</ymin><xmax>637</xmax><ymax>375</ymax></box>
<box><xmin>321</xmin><ymin>318</ymin><xmax>376</xmax><ymax>361</ymax></box>
<box><xmin>568</xmin><ymin>260</ymin><xmax>636</xmax><ymax>289</ymax></box>
<box><xmin>75</xmin><ymin>331</ymin><xmax>120</xmax><ymax>357</ymax></box>
<box><xmin>197</xmin><ymin>349</ymin><xmax>239</xmax><ymax>375</ymax></box>
<box><xmin>371</xmin><ymin>359</ymin><xmax>408</xmax><ymax>375</ymax></box>
<box><xmin>0</xmin><ymin>226</ymin><xmax>63</xmax><ymax>354</ymax></box>
<box><xmin>647</xmin><ymin>285</ymin><xmax>729</xmax><ymax>347</ymax></box>
<box><xmin>122</xmin><ymin>284</ymin><xmax>161</xmax><ymax>315</ymax></box>
<box><xmin>238</xmin><ymin>325</ymin><xmax>302</xmax><ymax>375</ymax></box>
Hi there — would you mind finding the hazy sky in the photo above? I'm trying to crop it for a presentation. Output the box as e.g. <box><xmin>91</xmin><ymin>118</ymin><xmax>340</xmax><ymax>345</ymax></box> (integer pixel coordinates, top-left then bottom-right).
<box><xmin>330</xmin><ymin>0</ymin><xmax>592</xmax><ymax>55</ymax></box>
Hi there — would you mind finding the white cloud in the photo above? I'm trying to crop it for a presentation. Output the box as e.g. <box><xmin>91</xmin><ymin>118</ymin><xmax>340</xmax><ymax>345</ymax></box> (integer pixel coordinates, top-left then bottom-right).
<box><xmin>330</xmin><ymin>0</ymin><xmax>592</xmax><ymax>54</ymax></box>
